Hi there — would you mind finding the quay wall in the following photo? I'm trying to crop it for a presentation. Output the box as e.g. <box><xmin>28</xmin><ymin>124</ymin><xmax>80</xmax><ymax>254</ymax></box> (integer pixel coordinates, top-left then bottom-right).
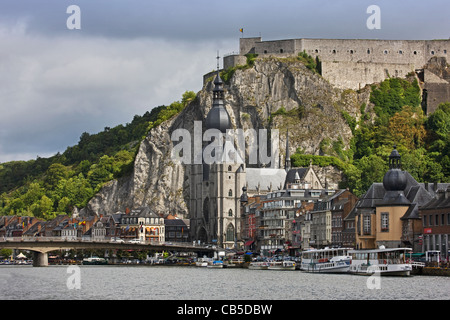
<box><xmin>421</xmin><ymin>267</ymin><xmax>450</xmax><ymax>277</ymax></box>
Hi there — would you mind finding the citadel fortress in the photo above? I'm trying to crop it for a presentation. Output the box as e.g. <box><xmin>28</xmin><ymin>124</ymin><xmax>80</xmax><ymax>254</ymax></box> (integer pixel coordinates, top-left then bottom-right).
<box><xmin>223</xmin><ymin>37</ymin><xmax>450</xmax><ymax>114</ymax></box>
<box><xmin>189</xmin><ymin>36</ymin><xmax>450</xmax><ymax>247</ymax></box>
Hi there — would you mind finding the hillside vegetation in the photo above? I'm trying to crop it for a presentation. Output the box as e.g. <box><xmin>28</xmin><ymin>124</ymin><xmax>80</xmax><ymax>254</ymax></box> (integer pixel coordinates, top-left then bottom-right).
<box><xmin>291</xmin><ymin>77</ymin><xmax>450</xmax><ymax>196</ymax></box>
<box><xmin>1</xmin><ymin>54</ymin><xmax>449</xmax><ymax>218</ymax></box>
<box><xmin>0</xmin><ymin>91</ymin><xmax>195</xmax><ymax>219</ymax></box>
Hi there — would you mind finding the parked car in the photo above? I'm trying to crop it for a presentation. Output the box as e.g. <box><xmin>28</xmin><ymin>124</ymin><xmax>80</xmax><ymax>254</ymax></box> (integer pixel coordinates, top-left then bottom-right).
<box><xmin>128</xmin><ymin>238</ymin><xmax>142</xmax><ymax>244</ymax></box>
<box><xmin>111</xmin><ymin>238</ymin><xmax>125</xmax><ymax>243</ymax></box>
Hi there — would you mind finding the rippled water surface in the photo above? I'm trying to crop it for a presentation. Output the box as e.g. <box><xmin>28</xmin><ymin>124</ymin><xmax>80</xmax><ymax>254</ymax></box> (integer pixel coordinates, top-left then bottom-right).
<box><xmin>0</xmin><ymin>265</ymin><xmax>449</xmax><ymax>300</ymax></box>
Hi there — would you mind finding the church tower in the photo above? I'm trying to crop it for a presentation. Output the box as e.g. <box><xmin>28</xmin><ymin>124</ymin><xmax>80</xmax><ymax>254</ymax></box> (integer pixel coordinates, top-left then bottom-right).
<box><xmin>190</xmin><ymin>55</ymin><xmax>246</xmax><ymax>249</ymax></box>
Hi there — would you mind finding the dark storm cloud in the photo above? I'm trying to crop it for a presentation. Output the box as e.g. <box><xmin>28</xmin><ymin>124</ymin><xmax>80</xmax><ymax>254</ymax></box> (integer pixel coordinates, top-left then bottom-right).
<box><xmin>0</xmin><ymin>0</ymin><xmax>449</xmax><ymax>162</ymax></box>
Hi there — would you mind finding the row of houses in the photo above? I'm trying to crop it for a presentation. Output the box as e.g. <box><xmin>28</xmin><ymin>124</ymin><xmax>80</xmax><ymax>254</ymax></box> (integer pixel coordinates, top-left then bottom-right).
<box><xmin>240</xmin><ymin>182</ymin><xmax>358</xmax><ymax>256</ymax></box>
<box><xmin>0</xmin><ymin>207</ymin><xmax>190</xmax><ymax>244</ymax></box>
<box><xmin>240</xmin><ymin>147</ymin><xmax>450</xmax><ymax>259</ymax></box>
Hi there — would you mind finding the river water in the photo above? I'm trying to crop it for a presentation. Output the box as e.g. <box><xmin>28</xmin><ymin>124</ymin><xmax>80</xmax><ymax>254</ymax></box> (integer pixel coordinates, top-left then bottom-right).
<box><xmin>0</xmin><ymin>265</ymin><xmax>448</xmax><ymax>300</ymax></box>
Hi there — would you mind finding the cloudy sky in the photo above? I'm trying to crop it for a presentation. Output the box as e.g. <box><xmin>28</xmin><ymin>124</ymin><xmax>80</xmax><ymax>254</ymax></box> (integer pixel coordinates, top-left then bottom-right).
<box><xmin>0</xmin><ymin>0</ymin><xmax>449</xmax><ymax>163</ymax></box>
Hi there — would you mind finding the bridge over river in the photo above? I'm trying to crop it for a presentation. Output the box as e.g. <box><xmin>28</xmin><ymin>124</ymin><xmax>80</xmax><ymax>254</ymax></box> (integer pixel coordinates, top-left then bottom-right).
<box><xmin>0</xmin><ymin>237</ymin><xmax>215</xmax><ymax>267</ymax></box>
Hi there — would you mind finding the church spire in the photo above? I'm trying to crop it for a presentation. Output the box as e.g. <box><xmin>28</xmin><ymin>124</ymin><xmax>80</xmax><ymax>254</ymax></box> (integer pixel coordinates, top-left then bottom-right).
<box><xmin>206</xmin><ymin>52</ymin><xmax>231</xmax><ymax>133</ymax></box>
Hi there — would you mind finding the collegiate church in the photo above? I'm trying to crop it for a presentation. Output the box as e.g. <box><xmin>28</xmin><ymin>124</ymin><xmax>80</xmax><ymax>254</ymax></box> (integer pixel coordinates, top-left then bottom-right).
<box><xmin>188</xmin><ymin>65</ymin><xmax>321</xmax><ymax>248</ymax></box>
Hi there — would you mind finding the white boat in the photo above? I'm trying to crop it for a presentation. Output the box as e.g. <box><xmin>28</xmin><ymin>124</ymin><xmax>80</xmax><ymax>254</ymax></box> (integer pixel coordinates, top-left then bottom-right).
<box><xmin>207</xmin><ymin>260</ymin><xmax>224</xmax><ymax>268</ymax></box>
<box><xmin>348</xmin><ymin>247</ymin><xmax>412</xmax><ymax>276</ymax></box>
<box><xmin>195</xmin><ymin>257</ymin><xmax>211</xmax><ymax>267</ymax></box>
<box><xmin>248</xmin><ymin>261</ymin><xmax>269</xmax><ymax>270</ymax></box>
<box><xmin>82</xmin><ymin>256</ymin><xmax>107</xmax><ymax>265</ymax></box>
<box><xmin>300</xmin><ymin>248</ymin><xmax>352</xmax><ymax>273</ymax></box>
<box><xmin>267</xmin><ymin>260</ymin><xmax>296</xmax><ymax>271</ymax></box>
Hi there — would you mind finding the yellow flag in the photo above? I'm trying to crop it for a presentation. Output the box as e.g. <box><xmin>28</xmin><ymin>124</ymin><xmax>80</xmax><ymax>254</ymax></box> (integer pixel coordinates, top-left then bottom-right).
<box><xmin>239</xmin><ymin>28</ymin><xmax>243</xmax><ymax>33</ymax></box>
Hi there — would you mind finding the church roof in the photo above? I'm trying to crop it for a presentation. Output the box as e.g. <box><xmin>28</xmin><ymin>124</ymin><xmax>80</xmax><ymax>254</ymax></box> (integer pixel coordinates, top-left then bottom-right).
<box><xmin>246</xmin><ymin>168</ymin><xmax>287</xmax><ymax>192</ymax></box>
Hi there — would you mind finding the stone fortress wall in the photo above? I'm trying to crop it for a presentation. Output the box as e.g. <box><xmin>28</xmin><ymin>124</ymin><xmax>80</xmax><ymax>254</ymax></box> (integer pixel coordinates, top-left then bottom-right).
<box><xmin>223</xmin><ymin>37</ymin><xmax>450</xmax><ymax>114</ymax></box>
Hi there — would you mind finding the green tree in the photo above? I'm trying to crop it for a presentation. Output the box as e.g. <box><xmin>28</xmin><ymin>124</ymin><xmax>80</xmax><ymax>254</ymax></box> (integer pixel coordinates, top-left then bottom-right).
<box><xmin>44</xmin><ymin>163</ymin><xmax>69</xmax><ymax>190</ymax></box>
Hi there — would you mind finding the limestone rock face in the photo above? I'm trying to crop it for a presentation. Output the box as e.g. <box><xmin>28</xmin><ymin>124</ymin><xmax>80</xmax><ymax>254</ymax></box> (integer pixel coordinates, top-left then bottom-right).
<box><xmin>82</xmin><ymin>57</ymin><xmax>369</xmax><ymax>217</ymax></box>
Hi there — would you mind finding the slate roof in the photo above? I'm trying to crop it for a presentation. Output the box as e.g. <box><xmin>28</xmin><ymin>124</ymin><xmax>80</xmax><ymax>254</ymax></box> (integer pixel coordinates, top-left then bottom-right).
<box><xmin>245</xmin><ymin>168</ymin><xmax>287</xmax><ymax>192</ymax></box>
<box><xmin>354</xmin><ymin>170</ymin><xmax>450</xmax><ymax>219</ymax></box>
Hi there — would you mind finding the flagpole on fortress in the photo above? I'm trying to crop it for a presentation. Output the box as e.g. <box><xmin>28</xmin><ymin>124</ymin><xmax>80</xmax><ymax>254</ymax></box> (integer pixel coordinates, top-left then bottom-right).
<box><xmin>239</xmin><ymin>28</ymin><xmax>244</xmax><ymax>38</ymax></box>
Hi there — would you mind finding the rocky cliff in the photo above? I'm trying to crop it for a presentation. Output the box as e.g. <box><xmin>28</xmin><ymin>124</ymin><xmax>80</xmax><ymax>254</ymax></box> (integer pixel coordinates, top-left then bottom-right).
<box><xmin>81</xmin><ymin>56</ymin><xmax>371</xmax><ymax>217</ymax></box>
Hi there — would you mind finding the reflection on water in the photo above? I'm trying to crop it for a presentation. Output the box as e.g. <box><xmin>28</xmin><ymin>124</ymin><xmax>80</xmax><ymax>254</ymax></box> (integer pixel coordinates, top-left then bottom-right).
<box><xmin>0</xmin><ymin>265</ymin><xmax>448</xmax><ymax>300</ymax></box>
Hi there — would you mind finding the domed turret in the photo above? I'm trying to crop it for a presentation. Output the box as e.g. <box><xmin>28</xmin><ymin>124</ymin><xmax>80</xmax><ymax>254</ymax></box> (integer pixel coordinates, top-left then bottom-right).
<box><xmin>382</xmin><ymin>145</ymin><xmax>407</xmax><ymax>191</ymax></box>
<box><xmin>205</xmin><ymin>55</ymin><xmax>231</xmax><ymax>133</ymax></box>
<box><xmin>382</xmin><ymin>145</ymin><xmax>410</xmax><ymax>205</ymax></box>
<box><xmin>206</xmin><ymin>73</ymin><xmax>231</xmax><ymax>133</ymax></box>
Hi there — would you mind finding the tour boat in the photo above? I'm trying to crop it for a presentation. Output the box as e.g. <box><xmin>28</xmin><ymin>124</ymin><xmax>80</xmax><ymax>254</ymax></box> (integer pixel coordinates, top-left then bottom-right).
<box><xmin>207</xmin><ymin>260</ymin><xmax>224</xmax><ymax>268</ymax></box>
<box><xmin>348</xmin><ymin>247</ymin><xmax>412</xmax><ymax>276</ymax></box>
<box><xmin>248</xmin><ymin>261</ymin><xmax>269</xmax><ymax>270</ymax></box>
<box><xmin>82</xmin><ymin>256</ymin><xmax>107</xmax><ymax>265</ymax></box>
<box><xmin>300</xmin><ymin>248</ymin><xmax>352</xmax><ymax>273</ymax></box>
<box><xmin>267</xmin><ymin>260</ymin><xmax>296</xmax><ymax>271</ymax></box>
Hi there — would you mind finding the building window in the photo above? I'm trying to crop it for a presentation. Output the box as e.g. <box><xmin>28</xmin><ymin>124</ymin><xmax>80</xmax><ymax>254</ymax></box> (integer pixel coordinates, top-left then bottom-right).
<box><xmin>280</xmin><ymin>49</ymin><xmax>284</xmax><ymax>53</ymax></box>
<box><xmin>384</xmin><ymin>50</ymin><xmax>388</xmax><ymax>54</ymax></box>
<box><xmin>381</xmin><ymin>212</ymin><xmax>389</xmax><ymax>231</ymax></box>
<box><xmin>399</xmin><ymin>50</ymin><xmax>403</xmax><ymax>54</ymax></box>
<box><xmin>350</xmin><ymin>50</ymin><xmax>354</xmax><ymax>54</ymax></box>
<box><xmin>228</xmin><ymin>209</ymin><xmax>233</xmax><ymax>217</ymax></box>
<box><xmin>367</xmin><ymin>49</ymin><xmax>371</xmax><ymax>54</ymax></box>
<box><xmin>226</xmin><ymin>224</ymin><xmax>234</xmax><ymax>242</ymax></box>
<box><xmin>363</xmin><ymin>215</ymin><xmax>371</xmax><ymax>235</ymax></box>
<box><xmin>431</xmin><ymin>50</ymin><xmax>435</xmax><ymax>55</ymax></box>
<box><xmin>414</xmin><ymin>51</ymin><xmax>417</xmax><ymax>55</ymax></box>
<box><xmin>332</xmin><ymin>49</ymin><xmax>336</xmax><ymax>54</ymax></box>
<box><xmin>442</xmin><ymin>214</ymin><xmax>445</xmax><ymax>226</ymax></box>
<box><xmin>228</xmin><ymin>165</ymin><xmax>232</xmax><ymax>171</ymax></box>
<box><xmin>436</xmin><ymin>214</ymin><xmax>439</xmax><ymax>226</ymax></box>
<box><xmin>228</xmin><ymin>189</ymin><xmax>233</xmax><ymax>197</ymax></box>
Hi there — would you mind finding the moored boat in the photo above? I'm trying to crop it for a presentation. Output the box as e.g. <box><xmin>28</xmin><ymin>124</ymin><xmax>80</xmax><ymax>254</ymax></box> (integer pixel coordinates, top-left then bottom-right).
<box><xmin>207</xmin><ymin>260</ymin><xmax>224</xmax><ymax>268</ymax></box>
<box><xmin>195</xmin><ymin>257</ymin><xmax>211</xmax><ymax>267</ymax></box>
<box><xmin>248</xmin><ymin>261</ymin><xmax>269</xmax><ymax>270</ymax></box>
<box><xmin>82</xmin><ymin>256</ymin><xmax>107</xmax><ymax>265</ymax></box>
<box><xmin>300</xmin><ymin>248</ymin><xmax>352</xmax><ymax>273</ymax></box>
<box><xmin>348</xmin><ymin>247</ymin><xmax>412</xmax><ymax>276</ymax></box>
<box><xmin>267</xmin><ymin>260</ymin><xmax>296</xmax><ymax>271</ymax></box>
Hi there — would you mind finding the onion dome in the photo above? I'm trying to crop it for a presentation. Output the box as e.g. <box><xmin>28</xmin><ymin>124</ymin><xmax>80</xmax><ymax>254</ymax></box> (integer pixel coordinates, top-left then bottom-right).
<box><xmin>382</xmin><ymin>145</ymin><xmax>407</xmax><ymax>192</ymax></box>
<box><xmin>382</xmin><ymin>145</ymin><xmax>410</xmax><ymax>205</ymax></box>
<box><xmin>205</xmin><ymin>68</ymin><xmax>231</xmax><ymax>133</ymax></box>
